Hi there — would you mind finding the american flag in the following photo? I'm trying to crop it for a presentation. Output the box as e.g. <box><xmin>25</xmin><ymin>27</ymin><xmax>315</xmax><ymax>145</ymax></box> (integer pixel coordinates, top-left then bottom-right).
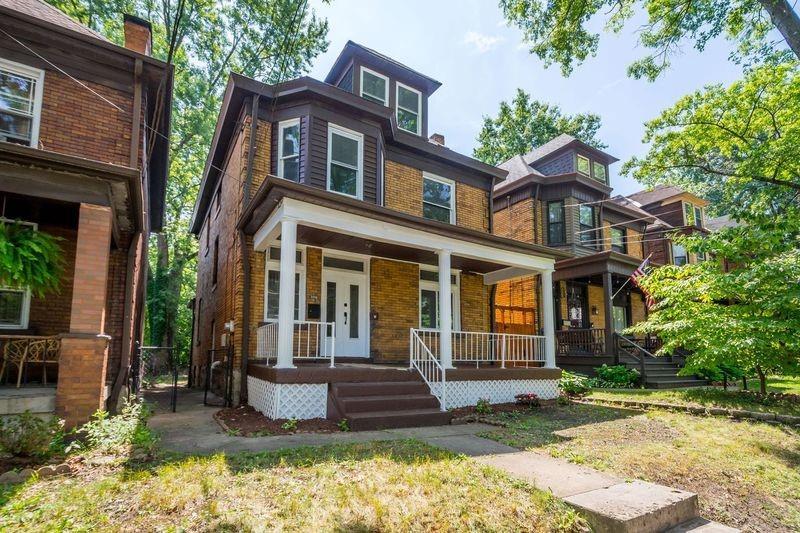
<box><xmin>631</xmin><ymin>255</ymin><xmax>655</xmax><ymax>308</ymax></box>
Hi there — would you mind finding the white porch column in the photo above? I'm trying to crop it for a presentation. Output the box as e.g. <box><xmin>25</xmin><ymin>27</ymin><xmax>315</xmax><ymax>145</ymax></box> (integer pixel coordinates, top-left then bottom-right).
<box><xmin>438</xmin><ymin>249</ymin><xmax>454</xmax><ymax>369</ymax></box>
<box><xmin>276</xmin><ymin>218</ymin><xmax>297</xmax><ymax>369</ymax></box>
<box><xmin>540</xmin><ymin>269</ymin><xmax>557</xmax><ymax>368</ymax></box>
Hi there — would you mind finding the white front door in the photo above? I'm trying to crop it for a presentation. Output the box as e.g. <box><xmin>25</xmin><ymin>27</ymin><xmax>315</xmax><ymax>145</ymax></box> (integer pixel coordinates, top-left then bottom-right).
<box><xmin>322</xmin><ymin>268</ymin><xmax>368</xmax><ymax>357</ymax></box>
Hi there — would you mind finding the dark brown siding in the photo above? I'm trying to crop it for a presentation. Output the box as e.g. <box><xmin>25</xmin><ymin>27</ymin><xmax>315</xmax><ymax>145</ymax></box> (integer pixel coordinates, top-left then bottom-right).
<box><xmin>535</xmin><ymin>151</ymin><xmax>574</xmax><ymax>176</ymax></box>
<box><xmin>646</xmin><ymin>200</ymin><xmax>685</xmax><ymax>227</ymax></box>
<box><xmin>338</xmin><ymin>65</ymin><xmax>354</xmax><ymax>92</ymax></box>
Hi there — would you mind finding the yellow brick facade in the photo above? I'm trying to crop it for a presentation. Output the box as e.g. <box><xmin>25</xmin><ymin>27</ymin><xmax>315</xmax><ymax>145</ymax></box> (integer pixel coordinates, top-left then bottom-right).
<box><xmin>370</xmin><ymin>258</ymin><xmax>420</xmax><ymax>362</ymax></box>
<box><xmin>493</xmin><ymin>197</ymin><xmax>542</xmax><ymax>244</ymax></box>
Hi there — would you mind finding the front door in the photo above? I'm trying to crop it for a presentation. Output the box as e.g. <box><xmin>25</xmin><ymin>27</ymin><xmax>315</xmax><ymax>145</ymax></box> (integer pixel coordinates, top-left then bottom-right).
<box><xmin>566</xmin><ymin>282</ymin><xmax>588</xmax><ymax>329</ymax></box>
<box><xmin>322</xmin><ymin>269</ymin><xmax>368</xmax><ymax>357</ymax></box>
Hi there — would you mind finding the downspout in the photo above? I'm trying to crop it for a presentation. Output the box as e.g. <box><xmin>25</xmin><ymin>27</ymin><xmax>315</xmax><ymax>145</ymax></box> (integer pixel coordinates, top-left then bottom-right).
<box><xmin>239</xmin><ymin>94</ymin><xmax>260</xmax><ymax>404</ymax></box>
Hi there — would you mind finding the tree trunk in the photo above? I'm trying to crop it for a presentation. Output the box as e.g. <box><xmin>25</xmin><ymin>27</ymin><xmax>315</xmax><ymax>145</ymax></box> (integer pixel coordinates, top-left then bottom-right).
<box><xmin>760</xmin><ymin>0</ymin><xmax>800</xmax><ymax>60</ymax></box>
<box><xmin>755</xmin><ymin>365</ymin><xmax>767</xmax><ymax>394</ymax></box>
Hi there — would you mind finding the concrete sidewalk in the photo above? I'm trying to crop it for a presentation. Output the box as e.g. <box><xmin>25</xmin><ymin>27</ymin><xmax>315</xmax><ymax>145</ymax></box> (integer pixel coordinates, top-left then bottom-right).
<box><xmin>148</xmin><ymin>389</ymin><xmax>737</xmax><ymax>532</ymax></box>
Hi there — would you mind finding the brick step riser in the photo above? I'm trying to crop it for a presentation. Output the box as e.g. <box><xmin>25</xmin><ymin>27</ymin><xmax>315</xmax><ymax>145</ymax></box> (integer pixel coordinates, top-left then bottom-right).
<box><xmin>341</xmin><ymin>396</ymin><xmax>440</xmax><ymax>413</ymax></box>
<box><xmin>348</xmin><ymin>411</ymin><xmax>452</xmax><ymax>432</ymax></box>
<box><xmin>333</xmin><ymin>382</ymin><xmax>430</xmax><ymax>397</ymax></box>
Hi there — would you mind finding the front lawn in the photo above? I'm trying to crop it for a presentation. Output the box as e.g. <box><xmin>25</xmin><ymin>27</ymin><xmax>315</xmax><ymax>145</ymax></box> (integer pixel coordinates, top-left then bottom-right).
<box><xmin>587</xmin><ymin>378</ymin><xmax>800</xmax><ymax>417</ymax></box>
<box><xmin>0</xmin><ymin>440</ymin><xmax>583</xmax><ymax>532</ymax></box>
<box><xmin>484</xmin><ymin>404</ymin><xmax>800</xmax><ymax>532</ymax></box>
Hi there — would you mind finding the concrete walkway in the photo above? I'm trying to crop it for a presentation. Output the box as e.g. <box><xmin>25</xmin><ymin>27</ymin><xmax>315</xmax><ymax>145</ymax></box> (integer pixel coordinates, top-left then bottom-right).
<box><xmin>148</xmin><ymin>390</ymin><xmax>737</xmax><ymax>533</ymax></box>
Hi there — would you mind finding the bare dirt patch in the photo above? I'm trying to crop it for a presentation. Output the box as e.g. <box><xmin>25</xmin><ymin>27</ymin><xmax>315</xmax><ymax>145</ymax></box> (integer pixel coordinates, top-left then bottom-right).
<box><xmin>214</xmin><ymin>405</ymin><xmax>340</xmax><ymax>436</ymax></box>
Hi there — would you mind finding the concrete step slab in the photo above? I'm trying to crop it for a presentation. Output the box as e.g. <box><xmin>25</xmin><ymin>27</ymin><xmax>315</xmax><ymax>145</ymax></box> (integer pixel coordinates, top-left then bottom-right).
<box><xmin>564</xmin><ymin>480</ymin><xmax>698</xmax><ymax>533</ymax></box>
<box><xmin>666</xmin><ymin>518</ymin><xmax>741</xmax><ymax>532</ymax></box>
<box><xmin>0</xmin><ymin>387</ymin><xmax>56</xmax><ymax>415</ymax></box>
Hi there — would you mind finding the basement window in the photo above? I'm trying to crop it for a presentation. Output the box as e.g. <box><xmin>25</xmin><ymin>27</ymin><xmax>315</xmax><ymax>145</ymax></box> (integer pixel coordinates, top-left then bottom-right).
<box><xmin>0</xmin><ymin>58</ymin><xmax>44</xmax><ymax>147</ymax></box>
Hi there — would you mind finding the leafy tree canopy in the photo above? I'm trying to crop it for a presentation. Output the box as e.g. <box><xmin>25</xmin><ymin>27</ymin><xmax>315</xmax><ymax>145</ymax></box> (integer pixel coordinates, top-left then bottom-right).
<box><xmin>499</xmin><ymin>0</ymin><xmax>800</xmax><ymax>80</ymax></box>
<box><xmin>473</xmin><ymin>88</ymin><xmax>605</xmax><ymax>166</ymax></box>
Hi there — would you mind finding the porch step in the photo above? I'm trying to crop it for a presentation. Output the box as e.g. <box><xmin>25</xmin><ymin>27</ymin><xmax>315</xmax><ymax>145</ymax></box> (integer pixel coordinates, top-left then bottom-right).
<box><xmin>331</xmin><ymin>380</ymin><xmax>451</xmax><ymax>431</ymax></box>
<box><xmin>647</xmin><ymin>379</ymin><xmax>709</xmax><ymax>389</ymax></box>
<box><xmin>0</xmin><ymin>387</ymin><xmax>56</xmax><ymax>416</ymax></box>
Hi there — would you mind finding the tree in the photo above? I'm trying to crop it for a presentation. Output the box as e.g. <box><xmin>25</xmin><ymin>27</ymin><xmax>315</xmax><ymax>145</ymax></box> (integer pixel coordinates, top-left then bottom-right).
<box><xmin>499</xmin><ymin>0</ymin><xmax>800</xmax><ymax>80</ymax></box>
<box><xmin>46</xmin><ymin>0</ymin><xmax>329</xmax><ymax>390</ymax></box>
<box><xmin>473</xmin><ymin>88</ymin><xmax>605</xmax><ymax>166</ymax></box>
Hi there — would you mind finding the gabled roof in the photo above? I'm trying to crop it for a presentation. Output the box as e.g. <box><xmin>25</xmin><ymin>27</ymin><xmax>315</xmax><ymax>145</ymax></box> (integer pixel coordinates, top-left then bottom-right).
<box><xmin>627</xmin><ymin>185</ymin><xmax>688</xmax><ymax>207</ymax></box>
<box><xmin>324</xmin><ymin>40</ymin><xmax>442</xmax><ymax>94</ymax></box>
<box><xmin>0</xmin><ymin>0</ymin><xmax>108</xmax><ymax>42</ymax></box>
<box><xmin>523</xmin><ymin>133</ymin><xmax>618</xmax><ymax>166</ymax></box>
<box><xmin>608</xmin><ymin>195</ymin><xmax>672</xmax><ymax>229</ymax></box>
<box><xmin>706</xmin><ymin>214</ymin><xmax>739</xmax><ymax>231</ymax></box>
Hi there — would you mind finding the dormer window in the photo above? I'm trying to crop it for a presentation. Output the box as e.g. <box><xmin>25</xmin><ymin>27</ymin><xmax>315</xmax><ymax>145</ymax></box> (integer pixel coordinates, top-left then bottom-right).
<box><xmin>0</xmin><ymin>58</ymin><xmax>44</xmax><ymax>147</ymax></box>
<box><xmin>360</xmin><ymin>67</ymin><xmax>388</xmax><ymax>106</ymax></box>
<box><xmin>576</xmin><ymin>155</ymin><xmax>590</xmax><ymax>176</ymax></box>
<box><xmin>682</xmin><ymin>201</ymin><xmax>704</xmax><ymax>228</ymax></box>
<box><xmin>396</xmin><ymin>83</ymin><xmax>421</xmax><ymax>135</ymax></box>
<box><xmin>592</xmin><ymin>161</ymin><xmax>606</xmax><ymax>183</ymax></box>
<box><xmin>278</xmin><ymin>119</ymin><xmax>300</xmax><ymax>182</ymax></box>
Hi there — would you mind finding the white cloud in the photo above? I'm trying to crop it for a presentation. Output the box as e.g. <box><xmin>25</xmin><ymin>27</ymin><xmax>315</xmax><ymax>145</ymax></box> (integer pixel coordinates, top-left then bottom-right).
<box><xmin>462</xmin><ymin>31</ymin><xmax>505</xmax><ymax>53</ymax></box>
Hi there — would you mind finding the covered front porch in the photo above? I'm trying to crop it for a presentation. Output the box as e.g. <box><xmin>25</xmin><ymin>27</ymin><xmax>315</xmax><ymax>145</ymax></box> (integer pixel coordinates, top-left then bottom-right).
<box><xmin>238</xmin><ymin>179</ymin><xmax>563</xmax><ymax>421</ymax></box>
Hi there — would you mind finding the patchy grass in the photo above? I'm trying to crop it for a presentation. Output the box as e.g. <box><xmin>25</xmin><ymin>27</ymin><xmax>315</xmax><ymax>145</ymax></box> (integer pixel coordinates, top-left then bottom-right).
<box><xmin>587</xmin><ymin>381</ymin><xmax>800</xmax><ymax>417</ymax></box>
<box><xmin>485</xmin><ymin>404</ymin><xmax>800</xmax><ymax>532</ymax></box>
<box><xmin>0</xmin><ymin>440</ymin><xmax>584</xmax><ymax>532</ymax></box>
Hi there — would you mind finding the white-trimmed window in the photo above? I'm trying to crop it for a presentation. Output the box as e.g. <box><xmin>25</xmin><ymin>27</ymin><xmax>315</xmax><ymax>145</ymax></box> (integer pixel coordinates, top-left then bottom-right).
<box><xmin>422</xmin><ymin>173</ymin><xmax>455</xmax><ymax>224</ymax></box>
<box><xmin>0</xmin><ymin>218</ymin><xmax>36</xmax><ymax>329</ymax></box>
<box><xmin>672</xmin><ymin>243</ymin><xmax>688</xmax><ymax>266</ymax></box>
<box><xmin>682</xmin><ymin>201</ymin><xmax>705</xmax><ymax>228</ymax></box>
<box><xmin>327</xmin><ymin>124</ymin><xmax>363</xmax><ymax>199</ymax></box>
<box><xmin>277</xmin><ymin>119</ymin><xmax>300</xmax><ymax>182</ymax></box>
<box><xmin>0</xmin><ymin>58</ymin><xmax>44</xmax><ymax>147</ymax></box>
<box><xmin>419</xmin><ymin>268</ymin><xmax>460</xmax><ymax>330</ymax></box>
<box><xmin>360</xmin><ymin>67</ymin><xmax>388</xmax><ymax>106</ymax></box>
<box><xmin>265</xmin><ymin>246</ymin><xmax>305</xmax><ymax>321</ymax></box>
<box><xmin>396</xmin><ymin>82</ymin><xmax>421</xmax><ymax>135</ymax></box>
<box><xmin>576</xmin><ymin>154</ymin><xmax>590</xmax><ymax>176</ymax></box>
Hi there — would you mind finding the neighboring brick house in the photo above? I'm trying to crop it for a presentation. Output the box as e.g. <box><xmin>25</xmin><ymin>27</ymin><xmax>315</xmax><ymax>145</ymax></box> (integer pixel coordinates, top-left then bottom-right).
<box><xmin>492</xmin><ymin>135</ymin><xmax>708</xmax><ymax>386</ymax></box>
<box><xmin>189</xmin><ymin>41</ymin><xmax>566</xmax><ymax>429</ymax></box>
<box><xmin>0</xmin><ymin>0</ymin><xmax>173</xmax><ymax>426</ymax></box>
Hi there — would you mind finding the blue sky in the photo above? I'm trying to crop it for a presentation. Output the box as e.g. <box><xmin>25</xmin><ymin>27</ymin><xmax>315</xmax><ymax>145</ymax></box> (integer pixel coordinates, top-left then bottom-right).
<box><xmin>307</xmin><ymin>0</ymin><xmax>746</xmax><ymax>195</ymax></box>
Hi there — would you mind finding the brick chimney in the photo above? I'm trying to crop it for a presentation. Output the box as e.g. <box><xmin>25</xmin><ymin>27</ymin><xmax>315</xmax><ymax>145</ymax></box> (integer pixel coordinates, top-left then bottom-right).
<box><xmin>123</xmin><ymin>14</ymin><xmax>152</xmax><ymax>55</ymax></box>
<box><xmin>429</xmin><ymin>133</ymin><xmax>445</xmax><ymax>146</ymax></box>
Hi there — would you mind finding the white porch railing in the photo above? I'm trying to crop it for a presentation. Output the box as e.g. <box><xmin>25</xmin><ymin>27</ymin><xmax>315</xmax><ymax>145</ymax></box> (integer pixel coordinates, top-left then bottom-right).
<box><xmin>256</xmin><ymin>320</ymin><xmax>336</xmax><ymax>367</ymax></box>
<box><xmin>411</xmin><ymin>329</ymin><xmax>546</xmax><ymax>369</ymax></box>
<box><xmin>410</xmin><ymin>329</ymin><xmax>446</xmax><ymax>410</ymax></box>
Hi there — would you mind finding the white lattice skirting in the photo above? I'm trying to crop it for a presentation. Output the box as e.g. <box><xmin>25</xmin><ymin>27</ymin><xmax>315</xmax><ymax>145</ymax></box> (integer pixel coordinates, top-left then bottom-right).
<box><xmin>247</xmin><ymin>376</ymin><xmax>327</xmax><ymax>420</ymax></box>
<box><xmin>429</xmin><ymin>379</ymin><xmax>559</xmax><ymax>410</ymax></box>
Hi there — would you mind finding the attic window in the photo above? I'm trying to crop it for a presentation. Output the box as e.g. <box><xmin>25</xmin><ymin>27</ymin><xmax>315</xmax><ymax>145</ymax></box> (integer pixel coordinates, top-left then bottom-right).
<box><xmin>396</xmin><ymin>83</ymin><xmax>421</xmax><ymax>135</ymax></box>
<box><xmin>576</xmin><ymin>155</ymin><xmax>590</xmax><ymax>176</ymax></box>
<box><xmin>278</xmin><ymin>119</ymin><xmax>300</xmax><ymax>182</ymax></box>
<box><xmin>592</xmin><ymin>161</ymin><xmax>606</xmax><ymax>183</ymax></box>
<box><xmin>360</xmin><ymin>67</ymin><xmax>388</xmax><ymax>106</ymax></box>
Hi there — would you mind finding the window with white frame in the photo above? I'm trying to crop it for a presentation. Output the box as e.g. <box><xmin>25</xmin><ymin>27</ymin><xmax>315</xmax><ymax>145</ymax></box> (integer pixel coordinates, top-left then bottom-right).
<box><xmin>418</xmin><ymin>268</ymin><xmax>460</xmax><ymax>329</ymax></box>
<box><xmin>327</xmin><ymin>124</ymin><xmax>363</xmax><ymax>198</ymax></box>
<box><xmin>396</xmin><ymin>83</ymin><xmax>421</xmax><ymax>134</ymax></box>
<box><xmin>422</xmin><ymin>173</ymin><xmax>455</xmax><ymax>224</ymax></box>
<box><xmin>277</xmin><ymin>119</ymin><xmax>300</xmax><ymax>182</ymax></box>
<box><xmin>0</xmin><ymin>58</ymin><xmax>44</xmax><ymax>147</ymax></box>
<box><xmin>672</xmin><ymin>243</ymin><xmax>688</xmax><ymax>266</ymax></box>
<box><xmin>360</xmin><ymin>67</ymin><xmax>388</xmax><ymax>106</ymax></box>
<box><xmin>0</xmin><ymin>219</ymin><xmax>36</xmax><ymax>329</ymax></box>
<box><xmin>265</xmin><ymin>246</ymin><xmax>305</xmax><ymax>321</ymax></box>
<box><xmin>682</xmin><ymin>201</ymin><xmax>705</xmax><ymax>228</ymax></box>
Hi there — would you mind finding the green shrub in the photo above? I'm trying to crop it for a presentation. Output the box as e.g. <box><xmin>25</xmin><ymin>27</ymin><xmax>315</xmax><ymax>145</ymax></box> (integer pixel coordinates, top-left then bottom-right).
<box><xmin>0</xmin><ymin>412</ymin><xmax>64</xmax><ymax>458</ymax></box>
<box><xmin>78</xmin><ymin>400</ymin><xmax>155</xmax><ymax>453</ymax></box>
<box><xmin>475</xmin><ymin>398</ymin><xmax>493</xmax><ymax>415</ymax></box>
<box><xmin>592</xmin><ymin>364</ymin><xmax>640</xmax><ymax>388</ymax></box>
<box><xmin>337</xmin><ymin>419</ymin><xmax>350</xmax><ymax>432</ymax></box>
<box><xmin>559</xmin><ymin>371</ymin><xmax>591</xmax><ymax>397</ymax></box>
<box><xmin>281</xmin><ymin>418</ymin><xmax>298</xmax><ymax>431</ymax></box>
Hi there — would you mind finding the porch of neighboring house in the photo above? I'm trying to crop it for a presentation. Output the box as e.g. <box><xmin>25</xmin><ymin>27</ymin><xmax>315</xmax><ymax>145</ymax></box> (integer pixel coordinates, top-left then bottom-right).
<box><xmin>238</xmin><ymin>181</ymin><xmax>563</xmax><ymax>429</ymax></box>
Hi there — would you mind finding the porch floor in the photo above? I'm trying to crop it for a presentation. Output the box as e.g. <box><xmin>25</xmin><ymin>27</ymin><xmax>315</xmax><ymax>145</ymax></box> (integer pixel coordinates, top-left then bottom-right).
<box><xmin>0</xmin><ymin>385</ymin><xmax>56</xmax><ymax>416</ymax></box>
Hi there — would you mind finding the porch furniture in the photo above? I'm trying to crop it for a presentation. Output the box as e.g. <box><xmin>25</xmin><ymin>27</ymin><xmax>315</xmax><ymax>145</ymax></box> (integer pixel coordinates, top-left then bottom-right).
<box><xmin>0</xmin><ymin>338</ymin><xmax>30</xmax><ymax>388</ymax></box>
<box><xmin>25</xmin><ymin>337</ymin><xmax>61</xmax><ymax>385</ymax></box>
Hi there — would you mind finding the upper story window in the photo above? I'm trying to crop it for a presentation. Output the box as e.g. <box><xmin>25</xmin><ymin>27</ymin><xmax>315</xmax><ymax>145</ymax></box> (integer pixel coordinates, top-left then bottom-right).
<box><xmin>396</xmin><ymin>83</ymin><xmax>421</xmax><ymax>135</ymax></box>
<box><xmin>422</xmin><ymin>173</ymin><xmax>455</xmax><ymax>224</ymax></box>
<box><xmin>672</xmin><ymin>242</ymin><xmax>688</xmax><ymax>266</ymax></box>
<box><xmin>592</xmin><ymin>161</ymin><xmax>607</xmax><ymax>183</ymax></box>
<box><xmin>578</xmin><ymin>205</ymin><xmax>597</xmax><ymax>246</ymax></box>
<box><xmin>0</xmin><ymin>59</ymin><xmax>44</xmax><ymax>147</ymax></box>
<box><xmin>576</xmin><ymin>154</ymin><xmax>590</xmax><ymax>176</ymax></box>
<box><xmin>278</xmin><ymin>119</ymin><xmax>300</xmax><ymax>182</ymax></box>
<box><xmin>360</xmin><ymin>67</ymin><xmax>388</xmax><ymax>106</ymax></box>
<box><xmin>682</xmin><ymin>201</ymin><xmax>704</xmax><ymax>228</ymax></box>
<box><xmin>327</xmin><ymin>124</ymin><xmax>363</xmax><ymax>199</ymax></box>
<box><xmin>610</xmin><ymin>227</ymin><xmax>626</xmax><ymax>254</ymax></box>
<box><xmin>547</xmin><ymin>201</ymin><xmax>566</xmax><ymax>245</ymax></box>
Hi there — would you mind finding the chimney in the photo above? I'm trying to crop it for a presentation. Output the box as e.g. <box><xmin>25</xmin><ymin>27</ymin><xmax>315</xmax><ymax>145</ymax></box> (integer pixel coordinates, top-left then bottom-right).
<box><xmin>429</xmin><ymin>133</ymin><xmax>445</xmax><ymax>146</ymax></box>
<box><xmin>123</xmin><ymin>14</ymin><xmax>152</xmax><ymax>55</ymax></box>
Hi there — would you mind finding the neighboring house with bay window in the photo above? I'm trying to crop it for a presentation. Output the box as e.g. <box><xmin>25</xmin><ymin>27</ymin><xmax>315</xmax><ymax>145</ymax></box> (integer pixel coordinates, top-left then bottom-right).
<box><xmin>0</xmin><ymin>0</ymin><xmax>173</xmax><ymax>426</ymax></box>
<box><xmin>189</xmin><ymin>41</ymin><xmax>566</xmax><ymax>430</ymax></box>
<box><xmin>491</xmin><ymin>135</ymin><xmax>709</xmax><ymax>387</ymax></box>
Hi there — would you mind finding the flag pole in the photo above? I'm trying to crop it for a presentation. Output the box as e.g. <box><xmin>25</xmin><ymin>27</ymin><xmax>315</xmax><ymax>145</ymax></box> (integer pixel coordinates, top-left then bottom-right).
<box><xmin>612</xmin><ymin>253</ymin><xmax>653</xmax><ymax>300</ymax></box>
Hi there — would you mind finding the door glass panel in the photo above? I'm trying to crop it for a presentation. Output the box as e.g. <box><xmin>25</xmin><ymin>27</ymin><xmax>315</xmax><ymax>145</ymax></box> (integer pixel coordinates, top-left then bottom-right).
<box><xmin>349</xmin><ymin>284</ymin><xmax>359</xmax><ymax>339</ymax></box>
<box><xmin>326</xmin><ymin>282</ymin><xmax>336</xmax><ymax>323</ymax></box>
<box><xmin>612</xmin><ymin>306</ymin><xmax>628</xmax><ymax>332</ymax></box>
<box><xmin>420</xmin><ymin>289</ymin><xmax>437</xmax><ymax>329</ymax></box>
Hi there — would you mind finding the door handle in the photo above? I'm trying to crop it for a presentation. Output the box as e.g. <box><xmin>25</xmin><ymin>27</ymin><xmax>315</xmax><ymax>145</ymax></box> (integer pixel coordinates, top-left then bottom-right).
<box><xmin>344</xmin><ymin>311</ymin><xmax>348</xmax><ymax>325</ymax></box>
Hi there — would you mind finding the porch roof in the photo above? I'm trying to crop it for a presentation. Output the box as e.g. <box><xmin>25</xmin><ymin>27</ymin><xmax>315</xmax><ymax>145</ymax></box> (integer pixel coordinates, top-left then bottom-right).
<box><xmin>553</xmin><ymin>251</ymin><xmax>642</xmax><ymax>281</ymax></box>
<box><xmin>240</xmin><ymin>177</ymin><xmax>570</xmax><ymax>275</ymax></box>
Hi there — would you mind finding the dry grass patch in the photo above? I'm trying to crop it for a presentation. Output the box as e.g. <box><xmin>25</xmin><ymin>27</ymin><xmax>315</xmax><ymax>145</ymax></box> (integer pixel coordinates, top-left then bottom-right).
<box><xmin>0</xmin><ymin>440</ymin><xmax>584</xmax><ymax>532</ymax></box>
<box><xmin>485</xmin><ymin>404</ymin><xmax>800</xmax><ymax>532</ymax></box>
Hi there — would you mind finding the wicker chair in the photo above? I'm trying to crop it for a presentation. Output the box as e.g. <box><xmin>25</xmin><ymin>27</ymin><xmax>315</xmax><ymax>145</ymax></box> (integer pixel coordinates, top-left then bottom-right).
<box><xmin>26</xmin><ymin>338</ymin><xmax>60</xmax><ymax>385</ymax></box>
<box><xmin>0</xmin><ymin>338</ymin><xmax>30</xmax><ymax>388</ymax></box>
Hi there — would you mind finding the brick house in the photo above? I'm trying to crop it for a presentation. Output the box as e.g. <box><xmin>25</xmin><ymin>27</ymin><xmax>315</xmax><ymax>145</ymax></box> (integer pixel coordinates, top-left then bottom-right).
<box><xmin>492</xmin><ymin>135</ymin><xmax>709</xmax><ymax>387</ymax></box>
<box><xmin>189</xmin><ymin>41</ymin><xmax>566</xmax><ymax>429</ymax></box>
<box><xmin>0</xmin><ymin>0</ymin><xmax>173</xmax><ymax>426</ymax></box>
